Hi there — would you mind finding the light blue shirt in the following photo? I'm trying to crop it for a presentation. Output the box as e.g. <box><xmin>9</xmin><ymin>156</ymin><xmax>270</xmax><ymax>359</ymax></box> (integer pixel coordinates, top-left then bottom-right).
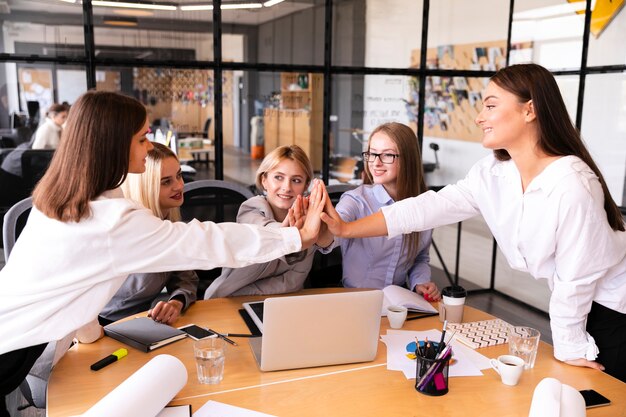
<box><xmin>336</xmin><ymin>184</ymin><xmax>432</xmax><ymax>290</ymax></box>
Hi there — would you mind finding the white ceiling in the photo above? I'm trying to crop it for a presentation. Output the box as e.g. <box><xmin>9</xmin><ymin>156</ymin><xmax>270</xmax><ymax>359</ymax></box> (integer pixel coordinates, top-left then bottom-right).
<box><xmin>7</xmin><ymin>0</ymin><xmax>315</xmax><ymax>25</ymax></box>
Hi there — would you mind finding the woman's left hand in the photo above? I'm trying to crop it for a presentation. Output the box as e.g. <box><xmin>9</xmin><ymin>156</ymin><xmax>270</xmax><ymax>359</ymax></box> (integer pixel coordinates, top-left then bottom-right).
<box><xmin>149</xmin><ymin>299</ymin><xmax>184</xmax><ymax>325</ymax></box>
<box><xmin>564</xmin><ymin>358</ymin><xmax>605</xmax><ymax>371</ymax></box>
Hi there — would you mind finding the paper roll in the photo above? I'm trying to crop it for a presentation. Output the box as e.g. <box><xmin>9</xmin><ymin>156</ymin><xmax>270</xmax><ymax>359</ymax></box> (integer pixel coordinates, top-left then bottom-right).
<box><xmin>82</xmin><ymin>354</ymin><xmax>187</xmax><ymax>417</ymax></box>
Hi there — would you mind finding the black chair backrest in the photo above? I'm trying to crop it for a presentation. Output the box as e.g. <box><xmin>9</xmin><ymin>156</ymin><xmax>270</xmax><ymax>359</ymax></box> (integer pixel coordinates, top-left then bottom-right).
<box><xmin>181</xmin><ymin>179</ymin><xmax>253</xmax><ymax>223</ymax></box>
<box><xmin>21</xmin><ymin>149</ymin><xmax>54</xmax><ymax>193</ymax></box>
<box><xmin>180</xmin><ymin>180</ymin><xmax>254</xmax><ymax>298</ymax></box>
<box><xmin>306</xmin><ymin>183</ymin><xmax>357</xmax><ymax>288</ymax></box>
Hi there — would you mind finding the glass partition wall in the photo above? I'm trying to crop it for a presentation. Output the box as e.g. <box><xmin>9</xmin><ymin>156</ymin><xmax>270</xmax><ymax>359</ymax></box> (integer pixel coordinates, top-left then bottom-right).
<box><xmin>1</xmin><ymin>0</ymin><xmax>625</xmax><ymax>311</ymax></box>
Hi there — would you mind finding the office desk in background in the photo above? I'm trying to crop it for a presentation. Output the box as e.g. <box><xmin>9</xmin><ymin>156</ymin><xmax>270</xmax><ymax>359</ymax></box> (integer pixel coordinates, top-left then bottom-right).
<box><xmin>48</xmin><ymin>289</ymin><xmax>626</xmax><ymax>417</ymax></box>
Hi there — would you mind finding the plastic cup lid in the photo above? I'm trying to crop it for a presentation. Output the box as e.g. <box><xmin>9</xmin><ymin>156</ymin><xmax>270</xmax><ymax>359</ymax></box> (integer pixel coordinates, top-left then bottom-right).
<box><xmin>442</xmin><ymin>285</ymin><xmax>467</xmax><ymax>298</ymax></box>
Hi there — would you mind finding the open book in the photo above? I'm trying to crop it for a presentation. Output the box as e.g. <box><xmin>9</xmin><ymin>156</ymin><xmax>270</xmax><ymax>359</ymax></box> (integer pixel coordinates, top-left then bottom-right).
<box><xmin>381</xmin><ymin>285</ymin><xmax>438</xmax><ymax>316</ymax></box>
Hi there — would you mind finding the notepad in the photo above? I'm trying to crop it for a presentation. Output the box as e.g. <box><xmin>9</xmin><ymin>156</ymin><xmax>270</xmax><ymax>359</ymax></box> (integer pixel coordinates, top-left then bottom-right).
<box><xmin>446</xmin><ymin>318</ymin><xmax>512</xmax><ymax>349</ymax></box>
<box><xmin>381</xmin><ymin>285</ymin><xmax>438</xmax><ymax>316</ymax></box>
<box><xmin>104</xmin><ymin>317</ymin><xmax>187</xmax><ymax>352</ymax></box>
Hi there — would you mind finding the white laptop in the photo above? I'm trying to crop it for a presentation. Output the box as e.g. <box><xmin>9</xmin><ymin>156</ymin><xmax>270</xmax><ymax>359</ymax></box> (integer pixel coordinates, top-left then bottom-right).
<box><xmin>245</xmin><ymin>290</ymin><xmax>383</xmax><ymax>372</ymax></box>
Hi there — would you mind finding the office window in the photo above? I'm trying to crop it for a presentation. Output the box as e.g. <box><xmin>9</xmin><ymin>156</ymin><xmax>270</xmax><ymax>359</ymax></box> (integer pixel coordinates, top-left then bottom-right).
<box><xmin>93</xmin><ymin>66</ymin><xmax>215</xmax><ymax>143</ymax></box>
<box><xmin>511</xmin><ymin>0</ymin><xmax>585</xmax><ymax>70</ymax></box>
<box><xmin>224</xmin><ymin>1</ymin><xmax>323</xmax><ymax>66</ymax></box>
<box><xmin>581</xmin><ymin>72</ymin><xmax>626</xmax><ymax>207</ymax></box>
<box><xmin>427</xmin><ymin>0</ymin><xmax>509</xmax><ymax>71</ymax></box>
<box><xmin>332</xmin><ymin>0</ymin><xmax>424</xmax><ymax>69</ymax></box>
<box><xmin>586</xmin><ymin>4</ymin><xmax>626</xmax><ymax>67</ymax></box>
<box><xmin>0</xmin><ymin>0</ymin><xmax>84</xmax><ymax>56</ymax></box>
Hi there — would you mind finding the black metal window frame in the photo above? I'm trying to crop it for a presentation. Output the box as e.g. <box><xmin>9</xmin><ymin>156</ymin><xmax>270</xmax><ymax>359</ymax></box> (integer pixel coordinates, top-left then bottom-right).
<box><xmin>1</xmin><ymin>0</ymin><xmax>624</xmax><ymax>310</ymax></box>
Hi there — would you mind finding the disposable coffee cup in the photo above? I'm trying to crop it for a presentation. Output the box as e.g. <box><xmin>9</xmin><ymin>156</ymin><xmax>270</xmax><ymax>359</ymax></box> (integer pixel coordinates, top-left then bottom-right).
<box><xmin>439</xmin><ymin>285</ymin><xmax>466</xmax><ymax>323</ymax></box>
<box><xmin>441</xmin><ymin>285</ymin><xmax>466</xmax><ymax>305</ymax></box>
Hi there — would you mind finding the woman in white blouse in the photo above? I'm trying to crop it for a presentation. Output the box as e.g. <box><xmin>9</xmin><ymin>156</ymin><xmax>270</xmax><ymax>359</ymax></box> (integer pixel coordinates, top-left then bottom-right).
<box><xmin>0</xmin><ymin>91</ymin><xmax>326</xmax><ymax>414</ymax></box>
<box><xmin>31</xmin><ymin>102</ymin><xmax>70</xmax><ymax>149</ymax></box>
<box><xmin>321</xmin><ymin>64</ymin><xmax>626</xmax><ymax>382</ymax></box>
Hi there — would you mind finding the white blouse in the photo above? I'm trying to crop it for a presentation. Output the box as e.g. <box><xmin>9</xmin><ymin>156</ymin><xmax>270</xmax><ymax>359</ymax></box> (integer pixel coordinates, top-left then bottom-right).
<box><xmin>382</xmin><ymin>154</ymin><xmax>626</xmax><ymax>362</ymax></box>
<box><xmin>0</xmin><ymin>188</ymin><xmax>301</xmax><ymax>354</ymax></box>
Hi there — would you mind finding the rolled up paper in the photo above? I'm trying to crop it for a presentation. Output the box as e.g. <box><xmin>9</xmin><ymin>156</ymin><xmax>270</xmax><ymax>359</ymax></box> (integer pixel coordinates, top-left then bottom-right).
<box><xmin>82</xmin><ymin>354</ymin><xmax>187</xmax><ymax>417</ymax></box>
<box><xmin>528</xmin><ymin>377</ymin><xmax>585</xmax><ymax>417</ymax></box>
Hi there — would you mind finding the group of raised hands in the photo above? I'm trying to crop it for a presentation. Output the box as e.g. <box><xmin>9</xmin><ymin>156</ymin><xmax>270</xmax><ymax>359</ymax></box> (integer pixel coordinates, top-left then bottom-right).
<box><xmin>288</xmin><ymin>179</ymin><xmax>344</xmax><ymax>249</ymax></box>
<box><xmin>291</xmin><ymin>179</ymin><xmax>441</xmax><ymax>302</ymax></box>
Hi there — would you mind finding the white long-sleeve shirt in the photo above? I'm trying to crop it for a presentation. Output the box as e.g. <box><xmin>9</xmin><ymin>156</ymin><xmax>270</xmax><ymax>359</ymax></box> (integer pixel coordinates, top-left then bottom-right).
<box><xmin>31</xmin><ymin>118</ymin><xmax>62</xmax><ymax>149</ymax></box>
<box><xmin>382</xmin><ymin>154</ymin><xmax>626</xmax><ymax>362</ymax></box>
<box><xmin>0</xmin><ymin>188</ymin><xmax>301</xmax><ymax>354</ymax></box>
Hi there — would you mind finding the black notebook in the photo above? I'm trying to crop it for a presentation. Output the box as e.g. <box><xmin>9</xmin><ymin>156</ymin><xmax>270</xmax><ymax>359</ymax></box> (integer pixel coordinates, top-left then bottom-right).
<box><xmin>103</xmin><ymin>317</ymin><xmax>187</xmax><ymax>352</ymax></box>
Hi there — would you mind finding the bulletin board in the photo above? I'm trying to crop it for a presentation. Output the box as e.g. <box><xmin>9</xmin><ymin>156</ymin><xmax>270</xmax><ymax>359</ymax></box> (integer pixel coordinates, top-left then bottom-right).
<box><xmin>18</xmin><ymin>67</ymin><xmax>53</xmax><ymax>119</ymax></box>
<box><xmin>409</xmin><ymin>40</ymin><xmax>507</xmax><ymax>142</ymax></box>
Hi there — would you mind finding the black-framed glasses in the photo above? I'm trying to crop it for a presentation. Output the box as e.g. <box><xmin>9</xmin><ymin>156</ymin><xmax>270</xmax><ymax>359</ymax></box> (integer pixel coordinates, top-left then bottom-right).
<box><xmin>361</xmin><ymin>152</ymin><xmax>400</xmax><ymax>164</ymax></box>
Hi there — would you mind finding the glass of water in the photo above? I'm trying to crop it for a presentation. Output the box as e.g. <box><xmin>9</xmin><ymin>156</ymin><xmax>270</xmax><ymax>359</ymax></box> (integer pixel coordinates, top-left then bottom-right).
<box><xmin>194</xmin><ymin>336</ymin><xmax>226</xmax><ymax>384</ymax></box>
<box><xmin>508</xmin><ymin>326</ymin><xmax>540</xmax><ymax>370</ymax></box>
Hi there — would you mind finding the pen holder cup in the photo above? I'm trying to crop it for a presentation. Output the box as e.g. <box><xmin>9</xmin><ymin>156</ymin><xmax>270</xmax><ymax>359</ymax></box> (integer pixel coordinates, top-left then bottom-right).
<box><xmin>414</xmin><ymin>347</ymin><xmax>450</xmax><ymax>396</ymax></box>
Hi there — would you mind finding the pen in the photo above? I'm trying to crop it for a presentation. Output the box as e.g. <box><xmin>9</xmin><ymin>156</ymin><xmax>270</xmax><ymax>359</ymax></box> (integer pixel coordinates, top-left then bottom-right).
<box><xmin>224</xmin><ymin>333</ymin><xmax>254</xmax><ymax>338</ymax></box>
<box><xmin>437</xmin><ymin>320</ymin><xmax>447</xmax><ymax>354</ymax></box>
<box><xmin>90</xmin><ymin>348</ymin><xmax>127</xmax><ymax>371</ymax></box>
<box><xmin>208</xmin><ymin>329</ymin><xmax>238</xmax><ymax>346</ymax></box>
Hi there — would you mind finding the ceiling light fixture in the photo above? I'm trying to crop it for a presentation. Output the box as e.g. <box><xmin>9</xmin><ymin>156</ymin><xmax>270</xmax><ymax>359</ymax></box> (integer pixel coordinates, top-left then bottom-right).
<box><xmin>179</xmin><ymin>4</ymin><xmax>213</xmax><ymax>10</ymax></box>
<box><xmin>263</xmin><ymin>0</ymin><xmax>285</xmax><ymax>6</ymax></box>
<box><xmin>180</xmin><ymin>3</ymin><xmax>263</xmax><ymax>11</ymax></box>
<box><xmin>92</xmin><ymin>1</ymin><xmax>177</xmax><ymax>11</ymax></box>
<box><xmin>221</xmin><ymin>3</ymin><xmax>262</xmax><ymax>9</ymax></box>
<box><xmin>103</xmin><ymin>16</ymin><xmax>139</xmax><ymax>26</ymax></box>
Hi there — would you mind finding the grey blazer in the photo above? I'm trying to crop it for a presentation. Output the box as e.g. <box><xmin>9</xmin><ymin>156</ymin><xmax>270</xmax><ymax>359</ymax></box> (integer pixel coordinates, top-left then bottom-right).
<box><xmin>204</xmin><ymin>196</ymin><xmax>315</xmax><ymax>298</ymax></box>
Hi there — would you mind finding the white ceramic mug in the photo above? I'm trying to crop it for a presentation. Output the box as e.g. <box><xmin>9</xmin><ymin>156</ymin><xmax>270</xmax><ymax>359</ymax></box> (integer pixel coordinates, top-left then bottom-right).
<box><xmin>490</xmin><ymin>354</ymin><xmax>525</xmax><ymax>386</ymax></box>
<box><xmin>386</xmin><ymin>305</ymin><xmax>408</xmax><ymax>329</ymax></box>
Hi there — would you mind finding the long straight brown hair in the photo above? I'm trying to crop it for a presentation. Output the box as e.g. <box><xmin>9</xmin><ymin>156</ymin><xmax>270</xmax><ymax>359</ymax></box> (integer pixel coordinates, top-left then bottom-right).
<box><xmin>491</xmin><ymin>64</ymin><xmax>624</xmax><ymax>231</ymax></box>
<box><xmin>364</xmin><ymin>122</ymin><xmax>429</xmax><ymax>262</ymax></box>
<box><xmin>33</xmin><ymin>91</ymin><xmax>147</xmax><ymax>222</ymax></box>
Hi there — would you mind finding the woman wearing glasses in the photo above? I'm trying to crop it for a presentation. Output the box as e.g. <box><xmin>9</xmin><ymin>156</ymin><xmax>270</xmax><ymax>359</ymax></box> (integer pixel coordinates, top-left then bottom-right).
<box><xmin>331</xmin><ymin>122</ymin><xmax>440</xmax><ymax>300</ymax></box>
<box><xmin>322</xmin><ymin>64</ymin><xmax>626</xmax><ymax>381</ymax></box>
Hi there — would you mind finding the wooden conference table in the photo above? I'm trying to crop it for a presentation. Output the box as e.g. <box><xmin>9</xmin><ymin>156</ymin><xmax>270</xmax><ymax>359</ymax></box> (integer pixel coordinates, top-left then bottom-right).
<box><xmin>48</xmin><ymin>289</ymin><xmax>626</xmax><ymax>417</ymax></box>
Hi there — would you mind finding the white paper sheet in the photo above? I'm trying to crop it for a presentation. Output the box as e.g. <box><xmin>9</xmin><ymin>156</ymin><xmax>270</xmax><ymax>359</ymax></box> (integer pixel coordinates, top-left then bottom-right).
<box><xmin>193</xmin><ymin>401</ymin><xmax>278</xmax><ymax>417</ymax></box>
<box><xmin>82</xmin><ymin>354</ymin><xmax>187</xmax><ymax>417</ymax></box>
<box><xmin>381</xmin><ymin>329</ymin><xmax>487</xmax><ymax>379</ymax></box>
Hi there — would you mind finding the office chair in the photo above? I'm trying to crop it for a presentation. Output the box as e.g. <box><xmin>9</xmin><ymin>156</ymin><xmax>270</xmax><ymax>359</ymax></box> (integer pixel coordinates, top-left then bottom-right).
<box><xmin>21</xmin><ymin>149</ymin><xmax>55</xmax><ymax>194</ymax></box>
<box><xmin>202</xmin><ymin>118</ymin><xmax>212</xmax><ymax>139</ymax></box>
<box><xmin>181</xmin><ymin>180</ymin><xmax>254</xmax><ymax>298</ymax></box>
<box><xmin>306</xmin><ymin>183</ymin><xmax>357</xmax><ymax>288</ymax></box>
<box><xmin>2</xmin><ymin>196</ymin><xmax>32</xmax><ymax>260</ymax></box>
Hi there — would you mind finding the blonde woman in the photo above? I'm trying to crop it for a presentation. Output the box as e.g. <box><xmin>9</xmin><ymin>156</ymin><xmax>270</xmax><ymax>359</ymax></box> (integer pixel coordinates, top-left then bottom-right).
<box><xmin>205</xmin><ymin>145</ymin><xmax>333</xmax><ymax>298</ymax></box>
<box><xmin>0</xmin><ymin>91</ymin><xmax>325</xmax><ymax>412</ymax></box>
<box><xmin>99</xmin><ymin>142</ymin><xmax>198</xmax><ymax>325</ymax></box>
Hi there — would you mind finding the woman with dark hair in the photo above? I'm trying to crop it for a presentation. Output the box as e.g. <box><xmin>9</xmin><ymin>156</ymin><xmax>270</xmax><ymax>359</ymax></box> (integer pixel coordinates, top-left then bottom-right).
<box><xmin>321</xmin><ymin>64</ymin><xmax>626</xmax><ymax>381</ymax></box>
<box><xmin>0</xmin><ymin>90</ymin><xmax>325</xmax><ymax>415</ymax></box>
<box><xmin>31</xmin><ymin>102</ymin><xmax>70</xmax><ymax>149</ymax></box>
<box><xmin>330</xmin><ymin>122</ymin><xmax>439</xmax><ymax>300</ymax></box>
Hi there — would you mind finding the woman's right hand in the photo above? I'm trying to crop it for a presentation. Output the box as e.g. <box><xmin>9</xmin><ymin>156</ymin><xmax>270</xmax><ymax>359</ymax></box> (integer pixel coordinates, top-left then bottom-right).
<box><xmin>298</xmin><ymin>179</ymin><xmax>326</xmax><ymax>248</ymax></box>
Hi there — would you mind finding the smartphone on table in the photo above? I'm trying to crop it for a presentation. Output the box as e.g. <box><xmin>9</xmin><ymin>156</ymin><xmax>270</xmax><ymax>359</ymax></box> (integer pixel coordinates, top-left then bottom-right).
<box><xmin>179</xmin><ymin>324</ymin><xmax>214</xmax><ymax>340</ymax></box>
<box><xmin>579</xmin><ymin>389</ymin><xmax>611</xmax><ymax>409</ymax></box>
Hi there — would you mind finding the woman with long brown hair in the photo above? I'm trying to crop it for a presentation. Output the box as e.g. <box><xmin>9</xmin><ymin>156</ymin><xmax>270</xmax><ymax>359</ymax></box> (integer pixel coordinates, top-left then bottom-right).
<box><xmin>0</xmin><ymin>90</ymin><xmax>325</xmax><ymax>415</ymax></box>
<box><xmin>331</xmin><ymin>122</ymin><xmax>440</xmax><ymax>300</ymax></box>
<box><xmin>321</xmin><ymin>64</ymin><xmax>626</xmax><ymax>381</ymax></box>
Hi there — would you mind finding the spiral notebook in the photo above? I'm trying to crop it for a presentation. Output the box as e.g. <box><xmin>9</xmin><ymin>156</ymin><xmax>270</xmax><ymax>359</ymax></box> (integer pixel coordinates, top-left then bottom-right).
<box><xmin>447</xmin><ymin>318</ymin><xmax>512</xmax><ymax>349</ymax></box>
